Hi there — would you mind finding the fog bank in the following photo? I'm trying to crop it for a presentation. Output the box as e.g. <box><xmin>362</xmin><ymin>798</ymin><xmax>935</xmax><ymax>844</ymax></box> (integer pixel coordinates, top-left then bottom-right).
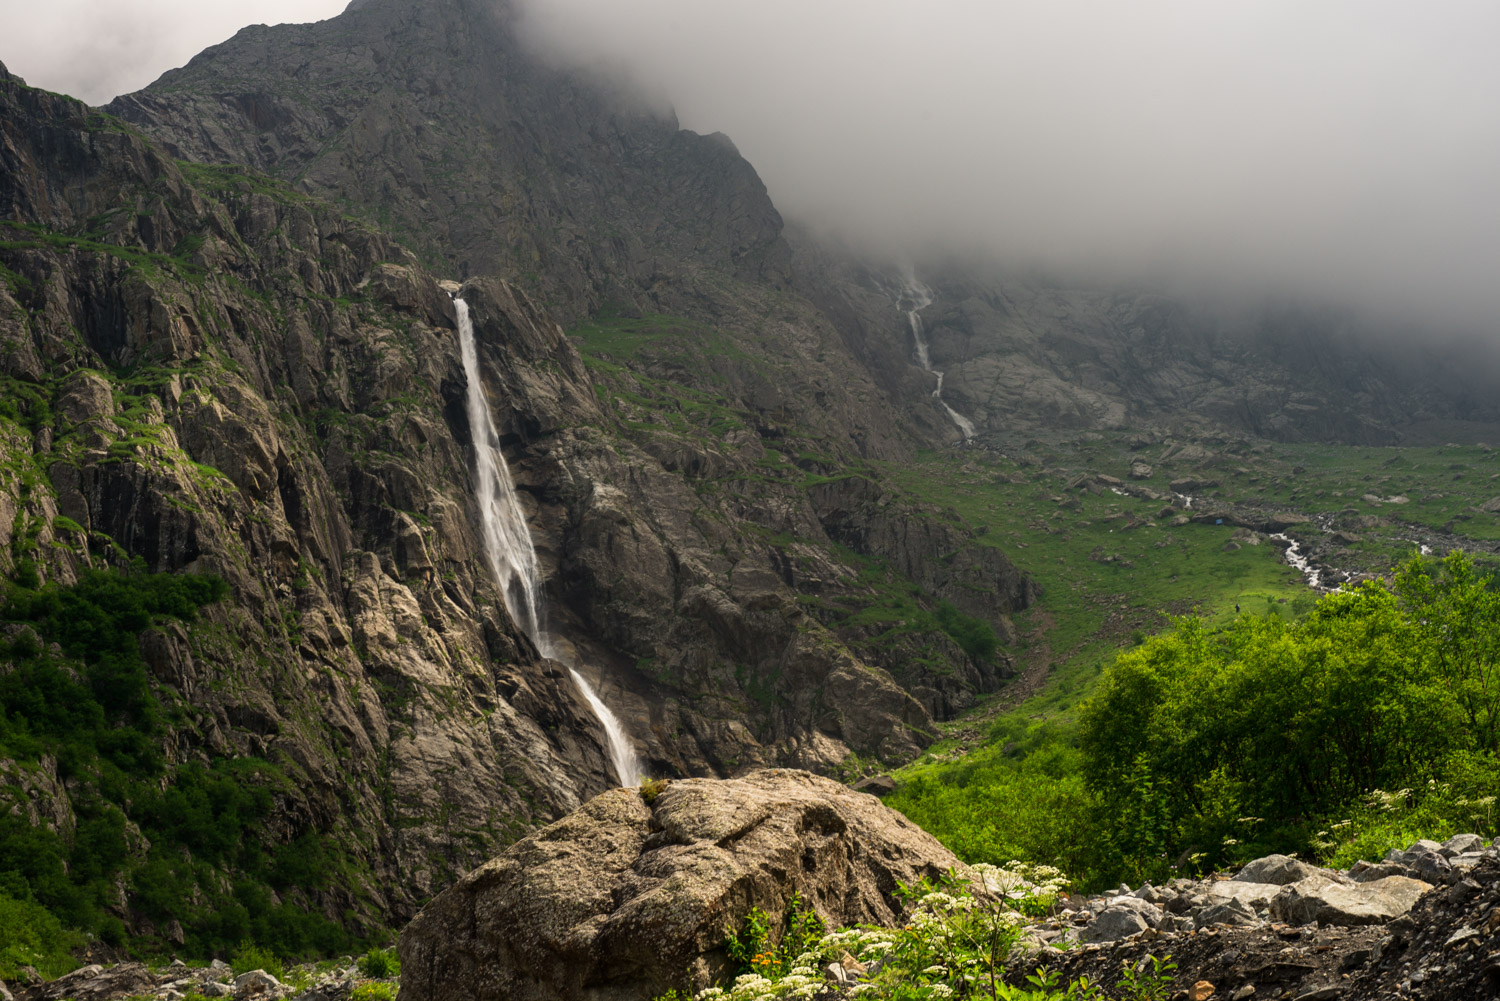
<box><xmin>515</xmin><ymin>0</ymin><xmax>1500</xmax><ymax>331</ymax></box>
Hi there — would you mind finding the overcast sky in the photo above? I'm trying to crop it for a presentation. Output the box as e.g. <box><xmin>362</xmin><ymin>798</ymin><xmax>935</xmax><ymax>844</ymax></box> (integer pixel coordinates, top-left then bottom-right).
<box><xmin>5</xmin><ymin>0</ymin><xmax>1499</xmax><ymax>330</ymax></box>
<box><xmin>1</xmin><ymin>0</ymin><xmax>347</xmax><ymax>106</ymax></box>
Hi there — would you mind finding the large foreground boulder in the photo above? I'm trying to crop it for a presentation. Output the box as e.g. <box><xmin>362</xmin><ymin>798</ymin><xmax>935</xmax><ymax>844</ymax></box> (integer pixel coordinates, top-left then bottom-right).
<box><xmin>397</xmin><ymin>769</ymin><xmax>963</xmax><ymax>1001</ymax></box>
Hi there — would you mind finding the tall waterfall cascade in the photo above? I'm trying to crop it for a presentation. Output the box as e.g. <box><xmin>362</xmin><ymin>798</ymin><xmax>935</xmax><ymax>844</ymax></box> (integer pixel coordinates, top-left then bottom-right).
<box><xmin>897</xmin><ymin>277</ymin><xmax>976</xmax><ymax>439</ymax></box>
<box><xmin>454</xmin><ymin>297</ymin><xmax>643</xmax><ymax>785</ymax></box>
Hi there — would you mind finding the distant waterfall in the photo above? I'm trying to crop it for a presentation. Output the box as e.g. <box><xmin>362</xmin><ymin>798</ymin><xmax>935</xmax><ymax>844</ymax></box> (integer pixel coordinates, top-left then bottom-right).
<box><xmin>897</xmin><ymin>276</ymin><xmax>976</xmax><ymax>439</ymax></box>
<box><xmin>454</xmin><ymin>297</ymin><xmax>643</xmax><ymax>785</ymax></box>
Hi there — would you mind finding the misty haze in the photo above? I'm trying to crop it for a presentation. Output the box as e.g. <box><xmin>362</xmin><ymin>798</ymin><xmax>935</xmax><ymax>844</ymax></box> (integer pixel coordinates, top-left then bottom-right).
<box><xmin>3</xmin><ymin>1</ymin><xmax>1500</xmax><ymax>998</ymax></box>
<box><xmin>8</xmin><ymin>0</ymin><xmax>1500</xmax><ymax>330</ymax></box>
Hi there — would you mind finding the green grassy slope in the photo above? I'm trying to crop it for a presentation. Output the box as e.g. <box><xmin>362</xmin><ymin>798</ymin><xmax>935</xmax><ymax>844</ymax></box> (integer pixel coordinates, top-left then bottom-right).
<box><xmin>880</xmin><ymin>431</ymin><xmax>1500</xmax><ymax>888</ymax></box>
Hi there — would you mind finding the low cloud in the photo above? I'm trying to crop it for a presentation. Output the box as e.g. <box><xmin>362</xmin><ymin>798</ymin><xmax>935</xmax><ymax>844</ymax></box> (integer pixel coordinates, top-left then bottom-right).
<box><xmin>515</xmin><ymin>0</ymin><xmax>1500</xmax><ymax>331</ymax></box>
<box><xmin>7</xmin><ymin>0</ymin><xmax>1498</xmax><ymax>332</ymax></box>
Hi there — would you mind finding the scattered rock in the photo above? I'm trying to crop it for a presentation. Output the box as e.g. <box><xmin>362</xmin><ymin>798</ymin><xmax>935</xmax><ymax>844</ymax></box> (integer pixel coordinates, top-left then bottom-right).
<box><xmin>1206</xmin><ymin>880</ymin><xmax>1282</xmax><ymax>911</ymax></box>
<box><xmin>1269</xmin><ymin>874</ymin><xmax>1431</xmax><ymax>926</ymax></box>
<box><xmin>25</xmin><ymin>963</ymin><xmax>157</xmax><ymax>1001</ymax></box>
<box><xmin>1442</xmin><ymin>833</ymin><xmax>1486</xmax><ymax>856</ymax></box>
<box><xmin>1080</xmin><ymin>897</ymin><xmax>1161</xmax><ymax>942</ymax></box>
<box><xmin>852</xmin><ymin>774</ymin><xmax>896</xmax><ymax>796</ymax></box>
<box><xmin>1027</xmin><ymin>840</ymin><xmax>1500</xmax><ymax>1000</ymax></box>
<box><xmin>1198</xmin><ymin>896</ymin><xmax>1262</xmax><ymax>928</ymax></box>
<box><xmin>1235</xmin><ymin>854</ymin><xmax>1327</xmax><ymax>886</ymax></box>
<box><xmin>232</xmin><ymin>970</ymin><xmax>281</xmax><ymax>998</ymax></box>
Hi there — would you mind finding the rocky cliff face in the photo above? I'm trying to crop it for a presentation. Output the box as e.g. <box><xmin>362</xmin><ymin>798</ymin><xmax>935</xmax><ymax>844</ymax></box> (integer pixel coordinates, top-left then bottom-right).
<box><xmin>106</xmin><ymin>0</ymin><xmax>789</xmax><ymax>326</ymax></box>
<box><xmin>0</xmin><ymin>63</ymin><xmax>620</xmax><ymax>931</ymax></box>
<box><xmin>787</xmin><ymin>238</ymin><xmax>1500</xmax><ymax>447</ymax></box>
<box><xmin>0</xmin><ymin>58</ymin><xmax>1033</xmax><ymax>948</ymax></box>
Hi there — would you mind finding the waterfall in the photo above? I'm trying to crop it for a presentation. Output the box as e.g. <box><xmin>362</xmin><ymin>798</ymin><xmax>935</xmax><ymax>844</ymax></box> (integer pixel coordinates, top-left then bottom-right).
<box><xmin>897</xmin><ymin>276</ymin><xmax>976</xmax><ymax>440</ymax></box>
<box><xmin>454</xmin><ymin>297</ymin><xmax>643</xmax><ymax>785</ymax></box>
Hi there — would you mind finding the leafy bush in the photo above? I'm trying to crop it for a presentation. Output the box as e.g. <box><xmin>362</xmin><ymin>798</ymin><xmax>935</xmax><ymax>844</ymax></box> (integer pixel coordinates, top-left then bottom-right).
<box><xmin>1078</xmin><ymin>551</ymin><xmax>1500</xmax><ymax>881</ymax></box>
<box><xmin>1315</xmin><ymin>752</ymin><xmax>1499</xmax><ymax>868</ymax></box>
<box><xmin>230</xmin><ymin>941</ymin><xmax>285</xmax><ymax>979</ymax></box>
<box><xmin>0</xmin><ymin>567</ymin><xmax>370</xmax><ymax>962</ymax></box>
<box><xmin>886</xmin><ymin>731</ymin><xmax>1098</xmax><ymax>884</ymax></box>
<box><xmin>0</xmin><ymin>889</ymin><xmax>82</xmax><ymax>980</ymax></box>
<box><xmin>724</xmin><ymin>894</ymin><xmax>824</xmax><ymax>981</ymax></box>
<box><xmin>357</xmin><ymin>946</ymin><xmax>401</xmax><ymax>979</ymax></box>
<box><xmin>351</xmin><ymin>984</ymin><xmax>398</xmax><ymax>1001</ymax></box>
<box><xmin>934</xmin><ymin>601</ymin><xmax>999</xmax><ymax>663</ymax></box>
<box><xmin>892</xmin><ymin>550</ymin><xmax>1500</xmax><ymax>893</ymax></box>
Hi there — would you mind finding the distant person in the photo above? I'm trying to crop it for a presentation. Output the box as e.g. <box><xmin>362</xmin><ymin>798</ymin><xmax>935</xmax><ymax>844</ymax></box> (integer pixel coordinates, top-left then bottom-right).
<box><xmin>1235</xmin><ymin>602</ymin><xmax>1241</xmax><ymax>614</ymax></box>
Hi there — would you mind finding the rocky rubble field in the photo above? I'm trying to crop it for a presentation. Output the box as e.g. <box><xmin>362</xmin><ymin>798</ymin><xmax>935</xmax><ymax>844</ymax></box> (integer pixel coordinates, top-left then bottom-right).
<box><xmin>1027</xmin><ymin>835</ymin><xmax>1500</xmax><ymax>1000</ymax></box>
<box><xmin>1</xmin><ymin>958</ymin><xmax>392</xmax><ymax>1001</ymax></box>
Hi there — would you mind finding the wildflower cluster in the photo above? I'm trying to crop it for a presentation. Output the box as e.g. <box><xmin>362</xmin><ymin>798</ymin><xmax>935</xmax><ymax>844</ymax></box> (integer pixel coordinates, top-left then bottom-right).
<box><xmin>682</xmin><ymin>864</ymin><xmax>1132</xmax><ymax>1001</ymax></box>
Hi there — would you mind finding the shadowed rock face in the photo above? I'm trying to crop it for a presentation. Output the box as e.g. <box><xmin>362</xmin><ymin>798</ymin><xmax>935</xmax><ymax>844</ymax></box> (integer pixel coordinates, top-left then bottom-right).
<box><xmin>0</xmin><ymin>65</ymin><xmax>620</xmax><ymax>927</ymax></box>
<box><xmin>0</xmin><ymin>61</ymin><xmax>1034</xmax><ymax>941</ymax></box>
<box><xmin>787</xmin><ymin>238</ymin><xmax>1500</xmax><ymax>447</ymax></box>
<box><xmin>397</xmin><ymin>770</ymin><xmax>965</xmax><ymax>1001</ymax></box>
<box><xmin>106</xmin><ymin>0</ymin><xmax>1500</xmax><ymax>451</ymax></box>
<box><xmin>106</xmin><ymin>0</ymin><xmax>789</xmax><ymax>326</ymax></box>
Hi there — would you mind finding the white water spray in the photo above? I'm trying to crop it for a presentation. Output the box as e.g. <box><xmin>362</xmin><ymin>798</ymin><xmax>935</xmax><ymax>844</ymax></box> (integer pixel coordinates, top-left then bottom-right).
<box><xmin>455</xmin><ymin>297</ymin><xmax>643</xmax><ymax>785</ymax></box>
<box><xmin>896</xmin><ymin>276</ymin><xmax>976</xmax><ymax>440</ymax></box>
<box><xmin>1269</xmin><ymin>532</ymin><xmax>1332</xmax><ymax>591</ymax></box>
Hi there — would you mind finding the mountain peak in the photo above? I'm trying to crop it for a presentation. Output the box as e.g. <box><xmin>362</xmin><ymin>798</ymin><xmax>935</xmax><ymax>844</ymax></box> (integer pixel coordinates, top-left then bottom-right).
<box><xmin>108</xmin><ymin>0</ymin><xmax>782</xmax><ymax>320</ymax></box>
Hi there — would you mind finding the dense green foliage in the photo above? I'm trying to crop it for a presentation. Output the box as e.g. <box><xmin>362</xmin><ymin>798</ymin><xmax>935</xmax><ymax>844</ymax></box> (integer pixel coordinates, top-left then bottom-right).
<box><xmin>0</xmin><ymin>568</ymin><xmax>365</xmax><ymax>967</ymax></box>
<box><xmin>1081</xmin><ymin>551</ymin><xmax>1499</xmax><ymax>881</ymax></box>
<box><xmin>0</xmin><ymin>889</ymin><xmax>83</xmax><ymax>980</ymax></box>
<box><xmin>892</xmin><ymin>552</ymin><xmax>1500</xmax><ymax>890</ymax></box>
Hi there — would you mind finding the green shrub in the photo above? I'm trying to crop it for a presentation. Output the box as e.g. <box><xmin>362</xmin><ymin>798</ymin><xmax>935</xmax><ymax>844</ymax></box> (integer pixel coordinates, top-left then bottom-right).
<box><xmin>0</xmin><ymin>890</ymin><xmax>82</xmax><ymax>980</ymax></box>
<box><xmin>0</xmin><ymin>566</ymin><xmax>372</xmax><ymax>961</ymax></box>
<box><xmin>230</xmin><ymin>941</ymin><xmax>285</xmax><ymax>980</ymax></box>
<box><xmin>1077</xmin><ymin>550</ymin><xmax>1500</xmax><ymax>880</ymax></box>
<box><xmin>703</xmin><ymin>865</ymin><xmax>1113</xmax><ymax>1000</ymax></box>
<box><xmin>1315</xmin><ymin>751</ymin><xmax>1499</xmax><ymax>868</ymax></box>
<box><xmin>934</xmin><ymin>600</ymin><xmax>999</xmax><ymax>662</ymax></box>
<box><xmin>723</xmin><ymin>893</ymin><xmax>824</xmax><ymax>981</ymax></box>
<box><xmin>357</xmin><ymin>946</ymin><xmax>401</xmax><ymax>979</ymax></box>
<box><xmin>351</xmin><ymin>984</ymin><xmax>398</xmax><ymax>1001</ymax></box>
